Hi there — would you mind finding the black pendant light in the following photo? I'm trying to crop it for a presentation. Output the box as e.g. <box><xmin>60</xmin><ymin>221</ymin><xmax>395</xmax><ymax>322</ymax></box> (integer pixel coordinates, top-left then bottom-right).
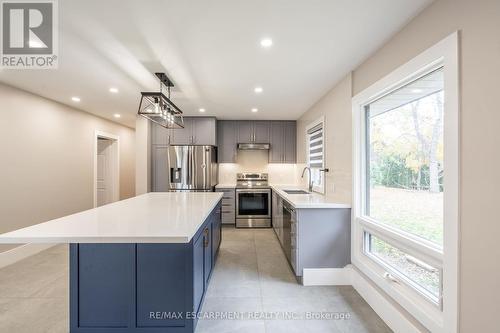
<box><xmin>137</xmin><ymin>72</ymin><xmax>184</xmax><ymax>129</ymax></box>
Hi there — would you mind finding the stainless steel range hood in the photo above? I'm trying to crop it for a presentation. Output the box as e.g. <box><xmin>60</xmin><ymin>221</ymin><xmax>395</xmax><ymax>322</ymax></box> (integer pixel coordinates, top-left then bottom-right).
<box><xmin>237</xmin><ymin>143</ymin><xmax>270</xmax><ymax>150</ymax></box>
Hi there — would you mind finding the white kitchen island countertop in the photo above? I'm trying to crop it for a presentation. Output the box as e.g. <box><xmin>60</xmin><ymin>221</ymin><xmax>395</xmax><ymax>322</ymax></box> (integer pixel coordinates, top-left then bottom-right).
<box><xmin>271</xmin><ymin>185</ymin><xmax>351</xmax><ymax>209</ymax></box>
<box><xmin>0</xmin><ymin>192</ymin><xmax>223</xmax><ymax>244</ymax></box>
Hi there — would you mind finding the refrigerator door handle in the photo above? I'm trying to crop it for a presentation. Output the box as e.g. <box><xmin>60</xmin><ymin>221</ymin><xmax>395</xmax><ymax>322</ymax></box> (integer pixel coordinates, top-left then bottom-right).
<box><xmin>203</xmin><ymin>149</ymin><xmax>207</xmax><ymax>189</ymax></box>
<box><xmin>190</xmin><ymin>146</ymin><xmax>196</xmax><ymax>188</ymax></box>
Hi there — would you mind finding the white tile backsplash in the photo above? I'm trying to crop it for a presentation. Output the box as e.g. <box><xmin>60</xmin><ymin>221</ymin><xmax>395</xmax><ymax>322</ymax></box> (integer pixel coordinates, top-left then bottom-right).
<box><xmin>218</xmin><ymin>150</ymin><xmax>299</xmax><ymax>185</ymax></box>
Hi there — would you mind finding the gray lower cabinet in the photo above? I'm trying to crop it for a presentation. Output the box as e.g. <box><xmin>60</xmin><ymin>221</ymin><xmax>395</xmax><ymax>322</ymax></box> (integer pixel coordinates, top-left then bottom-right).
<box><xmin>269</xmin><ymin>121</ymin><xmax>296</xmax><ymax>163</ymax></box>
<box><xmin>151</xmin><ymin>145</ymin><xmax>168</xmax><ymax>191</ymax></box>
<box><xmin>217</xmin><ymin>120</ymin><xmax>238</xmax><ymax>163</ymax></box>
<box><xmin>152</xmin><ymin>117</ymin><xmax>217</xmax><ymax>145</ymax></box>
<box><xmin>216</xmin><ymin>187</ymin><xmax>235</xmax><ymax>224</ymax></box>
<box><xmin>272</xmin><ymin>191</ymin><xmax>284</xmax><ymax>243</ymax></box>
<box><xmin>272</xmin><ymin>190</ymin><xmax>351</xmax><ymax>278</ymax></box>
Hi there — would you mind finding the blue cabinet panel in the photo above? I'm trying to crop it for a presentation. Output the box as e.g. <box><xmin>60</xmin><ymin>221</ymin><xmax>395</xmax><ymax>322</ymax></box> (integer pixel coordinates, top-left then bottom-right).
<box><xmin>203</xmin><ymin>224</ymin><xmax>212</xmax><ymax>286</ymax></box>
<box><xmin>211</xmin><ymin>204</ymin><xmax>222</xmax><ymax>265</ymax></box>
<box><xmin>76</xmin><ymin>244</ymin><xmax>135</xmax><ymax>329</ymax></box>
<box><xmin>136</xmin><ymin>244</ymin><xmax>187</xmax><ymax>328</ymax></box>
<box><xmin>193</xmin><ymin>233</ymin><xmax>205</xmax><ymax>314</ymax></box>
<box><xmin>70</xmin><ymin>201</ymin><xmax>221</xmax><ymax>333</ymax></box>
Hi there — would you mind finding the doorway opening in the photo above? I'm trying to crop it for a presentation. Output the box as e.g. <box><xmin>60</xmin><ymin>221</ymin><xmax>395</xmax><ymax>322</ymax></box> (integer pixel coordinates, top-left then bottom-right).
<box><xmin>93</xmin><ymin>131</ymin><xmax>120</xmax><ymax>207</ymax></box>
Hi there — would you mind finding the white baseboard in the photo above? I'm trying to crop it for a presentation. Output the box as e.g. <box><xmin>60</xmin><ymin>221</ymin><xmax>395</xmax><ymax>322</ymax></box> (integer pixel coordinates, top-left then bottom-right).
<box><xmin>302</xmin><ymin>267</ymin><xmax>352</xmax><ymax>286</ymax></box>
<box><xmin>301</xmin><ymin>265</ymin><xmax>425</xmax><ymax>333</ymax></box>
<box><xmin>0</xmin><ymin>243</ymin><xmax>55</xmax><ymax>269</ymax></box>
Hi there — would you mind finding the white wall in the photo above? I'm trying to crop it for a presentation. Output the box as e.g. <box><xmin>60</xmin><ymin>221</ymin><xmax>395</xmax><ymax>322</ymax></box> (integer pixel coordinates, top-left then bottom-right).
<box><xmin>296</xmin><ymin>74</ymin><xmax>352</xmax><ymax>204</ymax></box>
<box><xmin>0</xmin><ymin>83</ymin><xmax>135</xmax><ymax>253</ymax></box>
<box><xmin>135</xmin><ymin>116</ymin><xmax>150</xmax><ymax>195</ymax></box>
<box><xmin>218</xmin><ymin>150</ymin><xmax>298</xmax><ymax>185</ymax></box>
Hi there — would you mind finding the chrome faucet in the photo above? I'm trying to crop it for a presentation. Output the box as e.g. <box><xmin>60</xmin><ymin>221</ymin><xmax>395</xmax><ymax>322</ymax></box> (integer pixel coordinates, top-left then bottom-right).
<box><xmin>301</xmin><ymin>166</ymin><xmax>313</xmax><ymax>192</ymax></box>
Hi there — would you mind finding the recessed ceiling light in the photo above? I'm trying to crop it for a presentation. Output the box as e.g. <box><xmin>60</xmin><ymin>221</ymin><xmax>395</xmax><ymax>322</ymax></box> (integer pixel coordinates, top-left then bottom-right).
<box><xmin>254</xmin><ymin>86</ymin><xmax>263</xmax><ymax>94</ymax></box>
<box><xmin>71</xmin><ymin>96</ymin><xmax>81</xmax><ymax>102</ymax></box>
<box><xmin>260</xmin><ymin>38</ymin><xmax>273</xmax><ymax>48</ymax></box>
<box><xmin>113</xmin><ymin>114</ymin><xmax>121</xmax><ymax>118</ymax></box>
<box><xmin>199</xmin><ymin>108</ymin><xmax>206</xmax><ymax>113</ymax></box>
<box><xmin>251</xmin><ymin>108</ymin><xmax>258</xmax><ymax>113</ymax></box>
<box><xmin>411</xmin><ymin>88</ymin><xmax>423</xmax><ymax>93</ymax></box>
<box><xmin>109</xmin><ymin>87</ymin><xmax>119</xmax><ymax>93</ymax></box>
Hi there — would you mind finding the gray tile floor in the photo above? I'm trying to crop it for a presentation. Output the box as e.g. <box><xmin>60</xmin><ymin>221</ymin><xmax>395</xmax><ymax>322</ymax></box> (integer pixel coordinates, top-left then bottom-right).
<box><xmin>198</xmin><ymin>227</ymin><xmax>391</xmax><ymax>333</ymax></box>
<box><xmin>0</xmin><ymin>227</ymin><xmax>391</xmax><ymax>333</ymax></box>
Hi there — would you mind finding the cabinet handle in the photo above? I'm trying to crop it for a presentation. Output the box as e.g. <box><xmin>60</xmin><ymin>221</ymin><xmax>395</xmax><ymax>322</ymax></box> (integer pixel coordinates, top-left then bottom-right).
<box><xmin>203</xmin><ymin>228</ymin><xmax>209</xmax><ymax>247</ymax></box>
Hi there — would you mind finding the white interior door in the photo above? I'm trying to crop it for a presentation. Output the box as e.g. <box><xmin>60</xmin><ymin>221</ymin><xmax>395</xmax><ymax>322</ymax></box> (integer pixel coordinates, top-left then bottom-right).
<box><xmin>96</xmin><ymin>138</ymin><xmax>113</xmax><ymax>207</ymax></box>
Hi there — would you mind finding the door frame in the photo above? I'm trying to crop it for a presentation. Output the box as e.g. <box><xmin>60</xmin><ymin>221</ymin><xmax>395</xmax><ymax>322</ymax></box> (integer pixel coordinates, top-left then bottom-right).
<box><xmin>93</xmin><ymin>130</ymin><xmax>120</xmax><ymax>208</ymax></box>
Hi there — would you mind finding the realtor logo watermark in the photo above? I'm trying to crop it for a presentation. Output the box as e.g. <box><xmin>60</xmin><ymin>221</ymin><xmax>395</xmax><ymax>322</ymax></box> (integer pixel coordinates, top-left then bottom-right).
<box><xmin>1</xmin><ymin>0</ymin><xmax>58</xmax><ymax>69</ymax></box>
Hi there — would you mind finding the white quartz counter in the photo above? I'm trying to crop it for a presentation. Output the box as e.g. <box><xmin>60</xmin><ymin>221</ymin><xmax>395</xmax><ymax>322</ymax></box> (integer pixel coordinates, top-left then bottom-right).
<box><xmin>0</xmin><ymin>192</ymin><xmax>223</xmax><ymax>244</ymax></box>
<box><xmin>271</xmin><ymin>185</ymin><xmax>351</xmax><ymax>209</ymax></box>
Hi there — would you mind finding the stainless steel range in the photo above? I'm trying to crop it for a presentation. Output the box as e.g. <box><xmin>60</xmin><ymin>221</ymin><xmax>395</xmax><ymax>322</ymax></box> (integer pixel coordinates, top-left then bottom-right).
<box><xmin>236</xmin><ymin>173</ymin><xmax>271</xmax><ymax>228</ymax></box>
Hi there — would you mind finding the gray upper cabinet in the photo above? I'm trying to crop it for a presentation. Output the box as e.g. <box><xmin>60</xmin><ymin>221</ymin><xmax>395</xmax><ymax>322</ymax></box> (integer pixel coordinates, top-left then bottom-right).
<box><xmin>237</xmin><ymin>121</ymin><xmax>253</xmax><ymax>143</ymax></box>
<box><xmin>216</xmin><ymin>119</ymin><xmax>296</xmax><ymax>164</ymax></box>
<box><xmin>169</xmin><ymin>117</ymin><xmax>217</xmax><ymax>146</ymax></box>
<box><xmin>237</xmin><ymin>121</ymin><xmax>270</xmax><ymax>143</ymax></box>
<box><xmin>171</xmin><ymin>118</ymin><xmax>194</xmax><ymax>145</ymax></box>
<box><xmin>151</xmin><ymin>122</ymin><xmax>172</xmax><ymax>145</ymax></box>
<box><xmin>269</xmin><ymin>121</ymin><xmax>296</xmax><ymax>163</ymax></box>
<box><xmin>253</xmin><ymin>121</ymin><xmax>270</xmax><ymax>143</ymax></box>
<box><xmin>192</xmin><ymin>117</ymin><xmax>217</xmax><ymax>145</ymax></box>
<box><xmin>269</xmin><ymin>121</ymin><xmax>284</xmax><ymax>163</ymax></box>
<box><xmin>283</xmin><ymin>121</ymin><xmax>297</xmax><ymax>163</ymax></box>
<box><xmin>217</xmin><ymin>121</ymin><xmax>237</xmax><ymax>163</ymax></box>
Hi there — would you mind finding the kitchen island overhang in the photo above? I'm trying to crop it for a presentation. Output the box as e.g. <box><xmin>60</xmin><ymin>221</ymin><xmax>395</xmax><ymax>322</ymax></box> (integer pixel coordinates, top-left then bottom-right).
<box><xmin>0</xmin><ymin>192</ymin><xmax>223</xmax><ymax>333</ymax></box>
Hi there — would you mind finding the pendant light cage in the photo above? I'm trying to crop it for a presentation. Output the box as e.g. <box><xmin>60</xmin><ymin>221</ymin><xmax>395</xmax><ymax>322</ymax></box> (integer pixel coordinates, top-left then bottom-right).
<box><xmin>137</xmin><ymin>73</ymin><xmax>184</xmax><ymax>129</ymax></box>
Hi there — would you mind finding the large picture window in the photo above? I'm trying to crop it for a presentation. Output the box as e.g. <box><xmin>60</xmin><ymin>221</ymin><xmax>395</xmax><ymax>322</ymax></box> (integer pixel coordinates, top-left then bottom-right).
<box><xmin>365</xmin><ymin>68</ymin><xmax>444</xmax><ymax>246</ymax></box>
<box><xmin>363</xmin><ymin>68</ymin><xmax>444</xmax><ymax>305</ymax></box>
<box><xmin>352</xmin><ymin>33</ymin><xmax>459</xmax><ymax>333</ymax></box>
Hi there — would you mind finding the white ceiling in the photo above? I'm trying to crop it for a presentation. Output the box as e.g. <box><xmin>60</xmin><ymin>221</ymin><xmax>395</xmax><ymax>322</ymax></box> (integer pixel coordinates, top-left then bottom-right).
<box><xmin>0</xmin><ymin>0</ymin><xmax>433</xmax><ymax>128</ymax></box>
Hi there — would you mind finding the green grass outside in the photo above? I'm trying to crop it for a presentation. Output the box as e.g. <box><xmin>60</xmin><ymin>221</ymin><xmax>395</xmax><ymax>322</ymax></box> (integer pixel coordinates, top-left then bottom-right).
<box><xmin>369</xmin><ymin>186</ymin><xmax>443</xmax><ymax>245</ymax></box>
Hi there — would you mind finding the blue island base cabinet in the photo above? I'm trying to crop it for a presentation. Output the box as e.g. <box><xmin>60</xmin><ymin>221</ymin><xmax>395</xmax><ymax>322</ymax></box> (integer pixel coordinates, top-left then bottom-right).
<box><xmin>70</xmin><ymin>203</ymin><xmax>222</xmax><ymax>333</ymax></box>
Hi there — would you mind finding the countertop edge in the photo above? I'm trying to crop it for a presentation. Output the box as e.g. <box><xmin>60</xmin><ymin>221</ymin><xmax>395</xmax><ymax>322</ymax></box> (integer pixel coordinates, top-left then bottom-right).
<box><xmin>0</xmin><ymin>193</ymin><xmax>224</xmax><ymax>244</ymax></box>
<box><xmin>270</xmin><ymin>185</ymin><xmax>352</xmax><ymax>209</ymax></box>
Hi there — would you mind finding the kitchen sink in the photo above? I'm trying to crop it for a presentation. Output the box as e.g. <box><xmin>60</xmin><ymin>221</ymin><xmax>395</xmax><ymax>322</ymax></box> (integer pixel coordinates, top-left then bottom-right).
<box><xmin>283</xmin><ymin>190</ymin><xmax>310</xmax><ymax>194</ymax></box>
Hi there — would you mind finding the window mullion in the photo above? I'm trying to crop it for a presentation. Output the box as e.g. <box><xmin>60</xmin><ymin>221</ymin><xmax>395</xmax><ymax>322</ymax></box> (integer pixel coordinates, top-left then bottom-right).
<box><xmin>358</xmin><ymin>217</ymin><xmax>443</xmax><ymax>268</ymax></box>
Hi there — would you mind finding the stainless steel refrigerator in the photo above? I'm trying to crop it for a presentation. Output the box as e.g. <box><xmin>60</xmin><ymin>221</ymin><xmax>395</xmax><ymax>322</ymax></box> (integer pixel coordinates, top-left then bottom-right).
<box><xmin>166</xmin><ymin>145</ymin><xmax>218</xmax><ymax>192</ymax></box>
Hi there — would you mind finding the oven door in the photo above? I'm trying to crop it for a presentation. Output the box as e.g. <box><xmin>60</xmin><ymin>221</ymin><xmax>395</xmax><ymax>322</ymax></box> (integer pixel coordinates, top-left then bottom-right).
<box><xmin>236</xmin><ymin>189</ymin><xmax>271</xmax><ymax>219</ymax></box>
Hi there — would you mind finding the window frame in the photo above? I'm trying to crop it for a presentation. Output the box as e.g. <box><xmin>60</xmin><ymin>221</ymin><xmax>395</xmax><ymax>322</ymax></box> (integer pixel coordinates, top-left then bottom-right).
<box><xmin>351</xmin><ymin>32</ymin><xmax>459</xmax><ymax>333</ymax></box>
<box><xmin>306</xmin><ymin>116</ymin><xmax>326</xmax><ymax>194</ymax></box>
